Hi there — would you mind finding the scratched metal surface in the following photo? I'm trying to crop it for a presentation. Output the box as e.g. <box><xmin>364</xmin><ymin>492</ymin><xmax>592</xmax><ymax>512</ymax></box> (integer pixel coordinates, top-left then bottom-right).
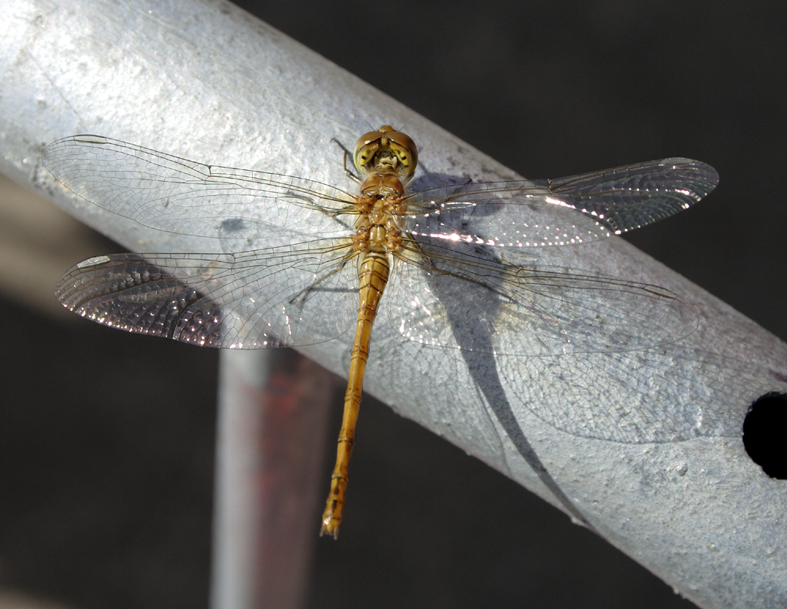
<box><xmin>2</xmin><ymin>1</ymin><xmax>786</xmax><ymax>608</ymax></box>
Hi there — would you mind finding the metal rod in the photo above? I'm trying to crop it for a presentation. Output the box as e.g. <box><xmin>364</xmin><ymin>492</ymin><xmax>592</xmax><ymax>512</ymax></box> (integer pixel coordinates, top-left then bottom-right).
<box><xmin>212</xmin><ymin>349</ymin><xmax>333</xmax><ymax>609</ymax></box>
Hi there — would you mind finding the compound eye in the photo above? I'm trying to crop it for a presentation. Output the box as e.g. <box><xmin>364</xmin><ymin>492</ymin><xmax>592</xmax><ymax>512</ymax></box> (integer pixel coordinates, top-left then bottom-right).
<box><xmin>356</xmin><ymin>145</ymin><xmax>376</xmax><ymax>164</ymax></box>
<box><xmin>386</xmin><ymin>132</ymin><xmax>418</xmax><ymax>175</ymax></box>
<box><xmin>354</xmin><ymin>130</ymin><xmax>385</xmax><ymax>153</ymax></box>
<box><xmin>354</xmin><ymin>130</ymin><xmax>386</xmax><ymax>173</ymax></box>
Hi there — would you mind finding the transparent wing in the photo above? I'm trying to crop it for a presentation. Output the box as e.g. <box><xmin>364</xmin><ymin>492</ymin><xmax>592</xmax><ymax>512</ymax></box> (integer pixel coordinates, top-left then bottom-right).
<box><xmin>42</xmin><ymin>135</ymin><xmax>357</xmax><ymax>246</ymax></box>
<box><xmin>55</xmin><ymin>239</ymin><xmax>359</xmax><ymax>348</ymax></box>
<box><xmin>385</xmin><ymin>237</ymin><xmax>718</xmax><ymax>444</ymax></box>
<box><xmin>386</xmin><ymin>239</ymin><xmax>695</xmax><ymax>356</ymax></box>
<box><xmin>404</xmin><ymin>158</ymin><xmax>718</xmax><ymax>247</ymax></box>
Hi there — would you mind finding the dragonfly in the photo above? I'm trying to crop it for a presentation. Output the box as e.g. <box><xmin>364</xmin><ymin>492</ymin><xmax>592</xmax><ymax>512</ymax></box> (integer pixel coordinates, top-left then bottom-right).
<box><xmin>43</xmin><ymin>126</ymin><xmax>718</xmax><ymax>538</ymax></box>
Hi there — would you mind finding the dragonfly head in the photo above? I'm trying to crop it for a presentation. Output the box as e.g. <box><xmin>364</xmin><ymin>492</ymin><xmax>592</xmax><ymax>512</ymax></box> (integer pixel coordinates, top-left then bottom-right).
<box><xmin>354</xmin><ymin>125</ymin><xmax>418</xmax><ymax>183</ymax></box>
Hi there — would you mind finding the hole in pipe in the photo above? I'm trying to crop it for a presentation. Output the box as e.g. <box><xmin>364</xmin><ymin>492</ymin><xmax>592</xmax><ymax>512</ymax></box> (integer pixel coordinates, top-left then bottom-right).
<box><xmin>743</xmin><ymin>392</ymin><xmax>787</xmax><ymax>479</ymax></box>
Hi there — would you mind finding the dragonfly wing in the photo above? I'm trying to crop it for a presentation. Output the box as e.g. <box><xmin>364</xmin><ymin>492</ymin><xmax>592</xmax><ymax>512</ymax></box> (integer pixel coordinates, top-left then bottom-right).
<box><xmin>42</xmin><ymin>135</ymin><xmax>356</xmax><ymax>246</ymax></box>
<box><xmin>532</xmin><ymin>157</ymin><xmax>719</xmax><ymax>233</ymax></box>
<box><xmin>404</xmin><ymin>158</ymin><xmax>718</xmax><ymax>246</ymax></box>
<box><xmin>387</xmin><ymin>240</ymin><xmax>696</xmax><ymax>357</ymax></box>
<box><xmin>387</xmin><ymin>241</ymin><xmax>729</xmax><ymax>444</ymax></box>
<box><xmin>55</xmin><ymin>239</ymin><xmax>359</xmax><ymax>348</ymax></box>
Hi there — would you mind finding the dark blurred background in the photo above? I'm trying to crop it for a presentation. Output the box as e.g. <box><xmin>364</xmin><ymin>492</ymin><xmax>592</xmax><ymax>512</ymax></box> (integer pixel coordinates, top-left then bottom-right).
<box><xmin>1</xmin><ymin>1</ymin><xmax>785</xmax><ymax>608</ymax></box>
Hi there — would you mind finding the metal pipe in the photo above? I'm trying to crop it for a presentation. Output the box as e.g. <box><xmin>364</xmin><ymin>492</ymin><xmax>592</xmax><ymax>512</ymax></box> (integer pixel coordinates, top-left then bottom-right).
<box><xmin>212</xmin><ymin>349</ymin><xmax>333</xmax><ymax>609</ymax></box>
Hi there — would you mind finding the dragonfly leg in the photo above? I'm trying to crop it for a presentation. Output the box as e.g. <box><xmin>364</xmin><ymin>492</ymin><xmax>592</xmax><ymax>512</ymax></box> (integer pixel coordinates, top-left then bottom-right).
<box><xmin>396</xmin><ymin>239</ymin><xmax>523</xmax><ymax>305</ymax></box>
<box><xmin>286</xmin><ymin>249</ymin><xmax>357</xmax><ymax>307</ymax></box>
<box><xmin>331</xmin><ymin>137</ymin><xmax>361</xmax><ymax>183</ymax></box>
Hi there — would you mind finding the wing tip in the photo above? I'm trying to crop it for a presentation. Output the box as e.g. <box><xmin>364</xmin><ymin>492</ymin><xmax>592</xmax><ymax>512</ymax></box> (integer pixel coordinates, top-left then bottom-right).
<box><xmin>660</xmin><ymin>157</ymin><xmax>720</xmax><ymax>197</ymax></box>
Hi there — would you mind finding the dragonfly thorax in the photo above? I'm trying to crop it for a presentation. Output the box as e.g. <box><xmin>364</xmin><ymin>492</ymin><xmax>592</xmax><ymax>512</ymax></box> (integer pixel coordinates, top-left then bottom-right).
<box><xmin>359</xmin><ymin>173</ymin><xmax>405</xmax><ymax>198</ymax></box>
<box><xmin>352</xmin><ymin>194</ymin><xmax>406</xmax><ymax>254</ymax></box>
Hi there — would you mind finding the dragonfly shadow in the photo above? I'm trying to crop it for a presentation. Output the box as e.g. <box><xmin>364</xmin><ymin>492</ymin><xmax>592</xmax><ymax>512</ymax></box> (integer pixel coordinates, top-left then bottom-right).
<box><xmin>408</xmin><ymin>171</ymin><xmax>592</xmax><ymax>525</ymax></box>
